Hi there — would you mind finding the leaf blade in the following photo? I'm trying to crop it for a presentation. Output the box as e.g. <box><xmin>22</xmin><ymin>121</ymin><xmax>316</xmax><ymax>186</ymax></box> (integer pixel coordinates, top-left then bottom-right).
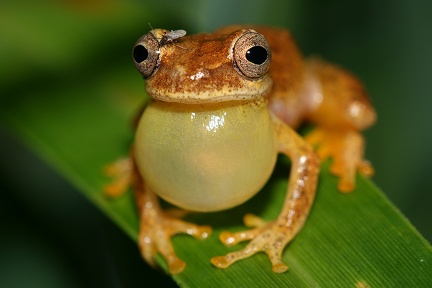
<box><xmin>1</xmin><ymin>2</ymin><xmax>431</xmax><ymax>286</ymax></box>
<box><xmin>2</xmin><ymin>78</ymin><xmax>431</xmax><ymax>286</ymax></box>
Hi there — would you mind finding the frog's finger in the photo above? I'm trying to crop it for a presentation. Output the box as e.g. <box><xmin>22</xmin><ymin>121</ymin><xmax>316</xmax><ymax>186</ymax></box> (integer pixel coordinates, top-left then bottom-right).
<box><xmin>210</xmin><ymin>240</ymin><xmax>261</xmax><ymax>269</ymax></box>
<box><xmin>243</xmin><ymin>213</ymin><xmax>267</xmax><ymax>228</ymax></box>
<box><xmin>165</xmin><ymin>217</ymin><xmax>212</xmax><ymax>240</ymax></box>
<box><xmin>104</xmin><ymin>157</ymin><xmax>133</xmax><ymax>197</ymax></box>
<box><xmin>137</xmin><ymin>215</ymin><xmax>189</xmax><ymax>274</ymax></box>
<box><xmin>166</xmin><ymin>256</ymin><xmax>186</xmax><ymax>275</ymax></box>
<box><xmin>212</xmin><ymin>221</ymin><xmax>291</xmax><ymax>272</ymax></box>
<box><xmin>218</xmin><ymin>228</ymin><xmax>258</xmax><ymax>247</ymax></box>
<box><xmin>359</xmin><ymin>160</ymin><xmax>374</xmax><ymax>177</ymax></box>
<box><xmin>137</xmin><ymin>229</ymin><xmax>157</xmax><ymax>268</ymax></box>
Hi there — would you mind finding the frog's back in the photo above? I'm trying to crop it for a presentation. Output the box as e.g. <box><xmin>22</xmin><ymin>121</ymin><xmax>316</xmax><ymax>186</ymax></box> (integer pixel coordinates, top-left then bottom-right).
<box><xmin>216</xmin><ymin>26</ymin><xmax>374</xmax><ymax>130</ymax></box>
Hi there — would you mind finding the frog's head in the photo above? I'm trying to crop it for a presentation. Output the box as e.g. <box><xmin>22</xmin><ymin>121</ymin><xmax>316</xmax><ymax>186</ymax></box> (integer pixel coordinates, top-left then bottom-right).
<box><xmin>132</xmin><ymin>28</ymin><xmax>272</xmax><ymax>104</ymax></box>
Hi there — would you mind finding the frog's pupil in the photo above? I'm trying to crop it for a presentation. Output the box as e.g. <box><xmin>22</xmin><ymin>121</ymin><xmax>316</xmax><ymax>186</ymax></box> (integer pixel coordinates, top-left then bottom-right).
<box><xmin>245</xmin><ymin>46</ymin><xmax>268</xmax><ymax>65</ymax></box>
<box><xmin>133</xmin><ymin>45</ymin><xmax>149</xmax><ymax>63</ymax></box>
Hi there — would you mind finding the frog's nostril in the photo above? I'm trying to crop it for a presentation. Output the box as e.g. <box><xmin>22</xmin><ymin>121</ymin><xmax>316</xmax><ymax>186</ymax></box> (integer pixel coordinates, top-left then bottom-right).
<box><xmin>133</xmin><ymin>45</ymin><xmax>149</xmax><ymax>63</ymax></box>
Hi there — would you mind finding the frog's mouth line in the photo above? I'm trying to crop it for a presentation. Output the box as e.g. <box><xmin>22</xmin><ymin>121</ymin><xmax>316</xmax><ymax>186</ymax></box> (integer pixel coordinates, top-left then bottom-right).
<box><xmin>145</xmin><ymin>77</ymin><xmax>273</xmax><ymax>104</ymax></box>
<box><xmin>148</xmin><ymin>90</ymin><xmax>271</xmax><ymax>104</ymax></box>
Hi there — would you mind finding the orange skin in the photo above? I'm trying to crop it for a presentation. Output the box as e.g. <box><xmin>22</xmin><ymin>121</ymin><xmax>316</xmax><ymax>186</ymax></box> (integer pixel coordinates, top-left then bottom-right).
<box><xmin>105</xmin><ymin>26</ymin><xmax>375</xmax><ymax>274</ymax></box>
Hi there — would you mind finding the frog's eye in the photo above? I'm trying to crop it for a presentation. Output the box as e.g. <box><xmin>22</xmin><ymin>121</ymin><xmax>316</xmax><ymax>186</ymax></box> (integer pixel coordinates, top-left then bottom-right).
<box><xmin>233</xmin><ymin>32</ymin><xmax>271</xmax><ymax>79</ymax></box>
<box><xmin>133</xmin><ymin>33</ymin><xmax>160</xmax><ymax>78</ymax></box>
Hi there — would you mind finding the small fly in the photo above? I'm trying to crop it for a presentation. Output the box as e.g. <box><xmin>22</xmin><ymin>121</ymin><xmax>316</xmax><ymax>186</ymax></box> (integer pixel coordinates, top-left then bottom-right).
<box><xmin>148</xmin><ymin>23</ymin><xmax>186</xmax><ymax>47</ymax></box>
<box><xmin>160</xmin><ymin>29</ymin><xmax>187</xmax><ymax>46</ymax></box>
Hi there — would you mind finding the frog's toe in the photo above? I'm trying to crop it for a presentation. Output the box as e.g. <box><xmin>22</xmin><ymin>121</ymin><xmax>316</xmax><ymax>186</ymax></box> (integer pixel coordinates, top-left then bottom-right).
<box><xmin>271</xmin><ymin>262</ymin><xmax>289</xmax><ymax>273</ymax></box>
<box><xmin>218</xmin><ymin>231</ymin><xmax>235</xmax><ymax>246</ymax></box>
<box><xmin>139</xmin><ymin>236</ymin><xmax>185</xmax><ymax>274</ymax></box>
<box><xmin>217</xmin><ymin>214</ymin><xmax>266</xmax><ymax>246</ymax></box>
<box><xmin>336</xmin><ymin>159</ymin><xmax>374</xmax><ymax>192</ymax></box>
<box><xmin>137</xmin><ymin>199</ymin><xmax>212</xmax><ymax>274</ymax></box>
<box><xmin>211</xmin><ymin>234</ymin><xmax>290</xmax><ymax>272</ymax></box>
<box><xmin>219</xmin><ymin>228</ymin><xmax>257</xmax><ymax>247</ymax></box>
<box><xmin>211</xmin><ymin>248</ymin><xmax>258</xmax><ymax>269</ymax></box>
<box><xmin>336</xmin><ymin>175</ymin><xmax>355</xmax><ymax>193</ymax></box>
<box><xmin>244</xmin><ymin>213</ymin><xmax>267</xmax><ymax>228</ymax></box>
<box><xmin>167</xmin><ymin>256</ymin><xmax>186</xmax><ymax>274</ymax></box>
<box><xmin>210</xmin><ymin>255</ymin><xmax>231</xmax><ymax>269</ymax></box>
<box><xmin>137</xmin><ymin>232</ymin><xmax>157</xmax><ymax>268</ymax></box>
<box><xmin>103</xmin><ymin>157</ymin><xmax>133</xmax><ymax>197</ymax></box>
<box><xmin>218</xmin><ymin>214</ymin><xmax>267</xmax><ymax>246</ymax></box>
<box><xmin>191</xmin><ymin>225</ymin><xmax>212</xmax><ymax>240</ymax></box>
<box><xmin>306</xmin><ymin>128</ymin><xmax>374</xmax><ymax>192</ymax></box>
<box><xmin>166</xmin><ymin>218</ymin><xmax>212</xmax><ymax>239</ymax></box>
<box><xmin>359</xmin><ymin>159</ymin><xmax>374</xmax><ymax>177</ymax></box>
<box><xmin>328</xmin><ymin>157</ymin><xmax>355</xmax><ymax>192</ymax></box>
<box><xmin>212</xmin><ymin>220</ymin><xmax>293</xmax><ymax>272</ymax></box>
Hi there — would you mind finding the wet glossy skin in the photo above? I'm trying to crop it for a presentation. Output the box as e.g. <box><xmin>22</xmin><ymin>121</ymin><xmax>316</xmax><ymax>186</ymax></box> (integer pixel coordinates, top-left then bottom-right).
<box><xmin>105</xmin><ymin>25</ymin><xmax>375</xmax><ymax>274</ymax></box>
<box><xmin>136</xmin><ymin>99</ymin><xmax>276</xmax><ymax>211</ymax></box>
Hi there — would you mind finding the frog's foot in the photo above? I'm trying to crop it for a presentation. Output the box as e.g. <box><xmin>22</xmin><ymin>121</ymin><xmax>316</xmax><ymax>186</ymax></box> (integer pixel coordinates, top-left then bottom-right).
<box><xmin>103</xmin><ymin>157</ymin><xmax>133</xmax><ymax>197</ymax></box>
<box><xmin>138</xmin><ymin>208</ymin><xmax>212</xmax><ymax>274</ymax></box>
<box><xmin>211</xmin><ymin>214</ymin><xmax>292</xmax><ymax>273</ymax></box>
<box><xmin>305</xmin><ymin>128</ymin><xmax>374</xmax><ymax>192</ymax></box>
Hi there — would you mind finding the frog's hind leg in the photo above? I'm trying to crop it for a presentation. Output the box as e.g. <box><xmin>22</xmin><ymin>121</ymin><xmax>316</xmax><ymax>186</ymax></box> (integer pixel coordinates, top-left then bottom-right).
<box><xmin>304</xmin><ymin>57</ymin><xmax>376</xmax><ymax>192</ymax></box>
<box><xmin>306</xmin><ymin>128</ymin><xmax>374</xmax><ymax>192</ymax></box>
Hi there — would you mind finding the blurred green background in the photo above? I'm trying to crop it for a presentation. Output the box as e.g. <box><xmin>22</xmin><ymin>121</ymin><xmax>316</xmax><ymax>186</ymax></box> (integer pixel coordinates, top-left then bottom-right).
<box><xmin>1</xmin><ymin>0</ymin><xmax>431</xmax><ymax>287</ymax></box>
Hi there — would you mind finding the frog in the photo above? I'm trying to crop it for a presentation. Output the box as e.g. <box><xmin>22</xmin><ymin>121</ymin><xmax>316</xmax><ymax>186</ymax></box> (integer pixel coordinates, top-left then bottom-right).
<box><xmin>105</xmin><ymin>25</ymin><xmax>376</xmax><ymax>274</ymax></box>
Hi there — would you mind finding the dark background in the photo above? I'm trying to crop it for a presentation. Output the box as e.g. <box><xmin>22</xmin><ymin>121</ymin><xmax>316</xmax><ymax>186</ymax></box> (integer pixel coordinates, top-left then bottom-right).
<box><xmin>1</xmin><ymin>0</ymin><xmax>431</xmax><ymax>287</ymax></box>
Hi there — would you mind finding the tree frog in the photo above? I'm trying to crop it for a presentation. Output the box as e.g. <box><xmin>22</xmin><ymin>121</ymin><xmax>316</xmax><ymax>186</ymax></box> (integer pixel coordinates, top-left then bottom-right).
<box><xmin>105</xmin><ymin>25</ymin><xmax>376</xmax><ymax>274</ymax></box>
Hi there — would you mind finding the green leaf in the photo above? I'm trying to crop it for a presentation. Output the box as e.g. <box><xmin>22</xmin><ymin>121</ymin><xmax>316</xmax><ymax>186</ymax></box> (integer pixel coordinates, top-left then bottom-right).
<box><xmin>2</xmin><ymin>57</ymin><xmax>432</xmax><ymax>288</ymax></box>
<box><xmin>1</xmin><ymin>1</ymin><xmax>431</xmax><ymax>287</ymax></box>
